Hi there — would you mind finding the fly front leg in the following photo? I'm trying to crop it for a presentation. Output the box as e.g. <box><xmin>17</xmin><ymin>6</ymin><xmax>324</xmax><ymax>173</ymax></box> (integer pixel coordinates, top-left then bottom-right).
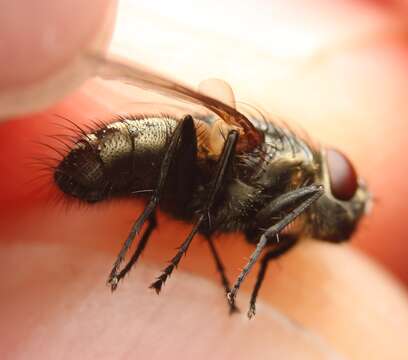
<box><xmin>149</xmin><ymin>130</ymin><xmax>239</xmax><ymax>294</ymax></box>
<box><xmin>247</xmin><ymin>237</ymin><xmax>297</xmax><ymax>319</ymax></box>
<box><xmin>108</xmin><ymin>115</ymin><xmax>197</xmax><ymax>290</ymax></box>
<box><xmin>227</xmin><ymin>184</ymin><xmax>324</xmax><ymax>306</ymax></box>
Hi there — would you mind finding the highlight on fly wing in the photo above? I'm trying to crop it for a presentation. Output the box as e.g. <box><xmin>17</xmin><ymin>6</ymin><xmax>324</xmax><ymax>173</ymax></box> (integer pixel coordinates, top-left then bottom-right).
<box><xmin>93</xmin><ymin>53</ymin><xmax>265</xmax><ymax>153</ymax></box>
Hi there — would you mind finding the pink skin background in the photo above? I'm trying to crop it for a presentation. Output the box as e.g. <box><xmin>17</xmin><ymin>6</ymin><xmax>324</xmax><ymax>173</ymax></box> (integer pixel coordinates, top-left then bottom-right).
<box><xmin>1</xmin><ymin>0</ymin><xmax>408</xmax><ymax>359</ymax></box>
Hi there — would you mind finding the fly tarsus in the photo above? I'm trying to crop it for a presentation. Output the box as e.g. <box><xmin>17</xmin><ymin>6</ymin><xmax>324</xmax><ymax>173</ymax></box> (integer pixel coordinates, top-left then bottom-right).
<box><xmin>149</xmin><ymin>275</ymin><xmax>167</xmax><ymax>294</ymax></box>
<box><xmin>247</xmin><ymin>304</ymin><xmax>256</xmax><ymax>319</ymax></box>
<box><xmin>109</xmin><ymin>215</ymin><xmax>158</xmax><ymax>291</ymax></box>
<box><xmin>206</xmin><ymin>236</ymin><xmax>240</xmax><ymax>314</ymax></box>
<box><xmin>149</xmin><ymin>262</ymin><xmax>180</xmax><ymax>294</ymax></box>
<box><xmin>108</xmin><ymin>275</ymin><xmax>119</xmax><ymax>292</ymax></box>
<box><xmin>149</xmin><ymin>215</ymin><xmax>204</xmax><ymax>294</ymax></box>
<box><xmin>107</xmin><ymin>198</ymin><xmax>157</xmax><ymax>291</ymax></box>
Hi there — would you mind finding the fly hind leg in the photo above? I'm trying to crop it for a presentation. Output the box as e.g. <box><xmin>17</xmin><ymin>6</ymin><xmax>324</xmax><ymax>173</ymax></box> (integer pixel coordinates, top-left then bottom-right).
<box><xmin>108</xmin><ymin>115</ymin><xmax>197</xmax><ymax>290</ymax></box>
<box><xmin>111</xmin><ymin>214</ymin><xmax>157</xmax><ymax>288</ymax></box>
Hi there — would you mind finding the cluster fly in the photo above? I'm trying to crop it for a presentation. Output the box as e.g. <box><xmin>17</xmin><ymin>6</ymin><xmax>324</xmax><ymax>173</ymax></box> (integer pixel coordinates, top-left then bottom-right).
<box><xmin>53</xmin><ymin>55</ymin><xmax>370</xmax><ymax>318</ymax></box>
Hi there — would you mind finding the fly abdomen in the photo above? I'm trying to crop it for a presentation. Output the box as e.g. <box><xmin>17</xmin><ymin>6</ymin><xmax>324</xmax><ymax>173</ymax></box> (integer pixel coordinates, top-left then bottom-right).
<box><xmin>54</xmin><ymin>115</ymin><xmax>178</xmax><ymax>203</ymax></box>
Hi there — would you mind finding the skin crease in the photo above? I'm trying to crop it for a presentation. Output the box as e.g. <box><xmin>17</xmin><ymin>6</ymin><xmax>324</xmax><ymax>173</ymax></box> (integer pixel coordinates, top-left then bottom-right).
<box><xmin>1</xmin><ymin>0</ymin><xmax>408</xmax><ymax>359</ymax></box>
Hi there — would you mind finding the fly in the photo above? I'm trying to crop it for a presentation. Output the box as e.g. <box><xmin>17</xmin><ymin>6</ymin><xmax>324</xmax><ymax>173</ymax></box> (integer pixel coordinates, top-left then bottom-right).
<box><xmin>53</xmin><ymin>55</ymin><xmax>370</xmax><ymax>318</ymax></box>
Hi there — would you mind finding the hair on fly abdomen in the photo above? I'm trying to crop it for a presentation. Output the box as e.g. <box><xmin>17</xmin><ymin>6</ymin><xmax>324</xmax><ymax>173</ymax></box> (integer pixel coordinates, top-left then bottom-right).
<box><xmin>47</xmin><ymin>59</ymin><xmax>370</xmax><ymax>318</ymax></box>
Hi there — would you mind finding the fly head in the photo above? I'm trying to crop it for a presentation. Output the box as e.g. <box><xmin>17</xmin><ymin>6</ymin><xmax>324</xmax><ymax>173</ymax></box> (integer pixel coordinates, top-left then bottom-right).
<box><xmin>309</xmin><ymin>148</ymin><xmax>370</xmax><ymax>242</ymax></box>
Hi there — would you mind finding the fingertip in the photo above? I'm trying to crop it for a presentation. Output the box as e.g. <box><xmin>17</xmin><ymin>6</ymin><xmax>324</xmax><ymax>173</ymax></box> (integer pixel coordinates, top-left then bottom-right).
<box><xmin>0</xmin><ymin>0</ymin><xmax>117</xmax><ymax>118</ymax></box>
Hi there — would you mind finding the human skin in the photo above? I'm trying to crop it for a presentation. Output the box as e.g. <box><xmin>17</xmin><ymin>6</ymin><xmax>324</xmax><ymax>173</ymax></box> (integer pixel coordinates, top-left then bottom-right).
<box><xmin>0</xmin><ymin>0</ymin><xmax>115</xmax><ymax>117</ymax></box>
<box><xmin>1</xmin><ymin>1</ymin><xmax>408</xmax><ymax>359</ymax></box>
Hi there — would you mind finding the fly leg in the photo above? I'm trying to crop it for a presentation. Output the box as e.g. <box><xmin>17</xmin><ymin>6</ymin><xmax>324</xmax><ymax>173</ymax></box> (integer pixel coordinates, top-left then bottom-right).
<box><xmin>227</xmin><ymin>184</ymin><xmax>324</xmax><ymax>306</ymax></box>
<box><xmin>206</xmin><ymin>236</ymin><xmax>239</xmax><ymax>314</ymax></box>
<box><xmin>247</xmin><ymin>237</ymin><xmax>297</xmax><ymax>319</ymax></box>
<box><xmin>111</xmin><ymin>214</ymin><xmax>157</xmax><ymax>288</ymax></box>
<box><xmin>149</xmin><ymin>130</ymin><xmax>239</xmax><ymax>294</ymax></box>
<box><xmin>108</xmin><ymin>115</ymin><xmax>197</xmax><ymax>290</ymax></box>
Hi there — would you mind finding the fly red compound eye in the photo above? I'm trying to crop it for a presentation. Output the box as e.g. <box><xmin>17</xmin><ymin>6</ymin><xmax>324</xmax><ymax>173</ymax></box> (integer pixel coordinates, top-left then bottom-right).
<box><xmin>326</xmin><ymin>148</ymin><xmax>358</xmax><ymax>201</ymax></box>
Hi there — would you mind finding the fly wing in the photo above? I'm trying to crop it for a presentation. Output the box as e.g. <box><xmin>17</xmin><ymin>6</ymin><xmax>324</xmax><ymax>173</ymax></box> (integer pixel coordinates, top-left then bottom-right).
<box><xmin>91</xmin><ymin>52</ymin><xmax>263</xmax><ymax>153</ymax></box>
